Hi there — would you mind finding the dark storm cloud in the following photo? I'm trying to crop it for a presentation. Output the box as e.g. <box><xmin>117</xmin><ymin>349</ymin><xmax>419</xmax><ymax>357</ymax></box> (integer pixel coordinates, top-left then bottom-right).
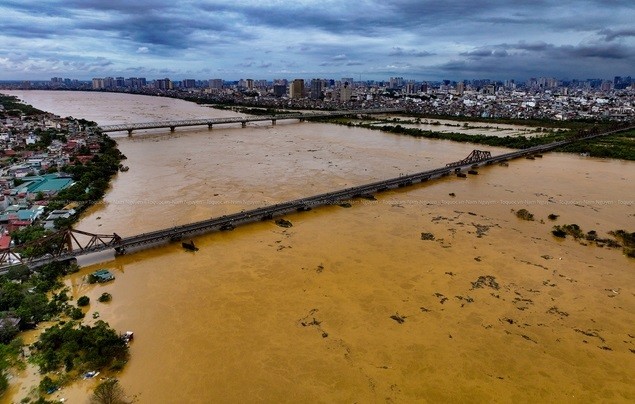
<box><xmin>599</xmin><ymin>28</ymin><xmax>635</xmax><ymax>42</ymax></box>
<box><xmin>0</xmin><ymin>0</ymin><xmax>634</xmax><ymax>80</ymax></box>
<box><xmin>389</xmin><ymin>48</ymin><xmax>435</xmax><ymax>57</ymax></box>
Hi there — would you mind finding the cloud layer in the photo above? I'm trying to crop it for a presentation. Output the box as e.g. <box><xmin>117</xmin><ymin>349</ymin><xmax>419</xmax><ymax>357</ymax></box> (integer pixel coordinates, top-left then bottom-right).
<box><xmin>1</xmin><ymin>0</ymin><xmax>634</xmax><ymax>81</ymax></box>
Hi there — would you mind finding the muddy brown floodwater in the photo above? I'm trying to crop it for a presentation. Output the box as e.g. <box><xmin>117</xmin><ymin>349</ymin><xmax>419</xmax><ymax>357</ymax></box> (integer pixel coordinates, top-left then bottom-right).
<box><xmin>3</xmin><ymin>91</ymin><xmax>635</xmax><ymax>403</ymax></box>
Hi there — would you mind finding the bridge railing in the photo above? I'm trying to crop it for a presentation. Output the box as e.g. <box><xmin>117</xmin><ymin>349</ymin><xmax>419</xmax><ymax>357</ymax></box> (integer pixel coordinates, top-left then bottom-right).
<box><xmin>98</xmin><ymin>108</ymin><xmax>403</xmax><ymax>132</ymax></box>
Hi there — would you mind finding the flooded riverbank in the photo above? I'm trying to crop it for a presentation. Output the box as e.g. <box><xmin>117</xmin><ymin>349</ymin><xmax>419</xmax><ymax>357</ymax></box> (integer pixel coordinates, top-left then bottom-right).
<box><xmin>3</xmin><ymin>91</ymin><xmax>634</xmax><ymax>403</ymax></box>
<box><xmin>371</xmin><ymin>116</ymin><xmax>552</xmax><ymax>137</ymax></box>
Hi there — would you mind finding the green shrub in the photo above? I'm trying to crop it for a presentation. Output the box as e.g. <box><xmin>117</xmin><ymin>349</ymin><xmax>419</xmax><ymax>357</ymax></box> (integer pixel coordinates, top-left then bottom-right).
<box><xmin>515</xmin><ymin>209</ymin><xmax>534</xmax><ymax>221</ymax></box>
<box><xmin>98</xmin><ymin>293</ymin><xmax>112</xmax><ymax>303</ymax></box>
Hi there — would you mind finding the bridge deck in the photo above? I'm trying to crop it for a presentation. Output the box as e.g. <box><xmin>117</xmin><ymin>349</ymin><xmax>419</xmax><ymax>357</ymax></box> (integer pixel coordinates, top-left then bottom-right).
<box><xmin>2</xmin><ymin>124</ymin><xmax>633</xmax><ymax>271</ymax></box>
<box><xmin>98</xmin><ymin>108</ymin><xmax>402</xmax><ymax>133</ymax></box>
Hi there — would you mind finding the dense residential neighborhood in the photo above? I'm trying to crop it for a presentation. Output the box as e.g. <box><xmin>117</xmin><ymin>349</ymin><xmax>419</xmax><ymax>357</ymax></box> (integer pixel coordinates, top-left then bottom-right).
<box><xmin>0</xmin><ymin>97</ymin><xmax>118</xmax><ymax>260</ymax></box>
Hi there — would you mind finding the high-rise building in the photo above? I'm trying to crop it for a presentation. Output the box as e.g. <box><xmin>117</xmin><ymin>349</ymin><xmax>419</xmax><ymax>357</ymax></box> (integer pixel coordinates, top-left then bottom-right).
<box><xmin>182</xmin><ymin>79</ymin><xmax>196</xmax><ymax>88</ymax></box>
<box><xmin>209</xmin><ymin>79</ymin><xmax>223</xmax><ymax>90</ymax></box>
<box><xmin>455</xmin><ymin>82</ymin><xmax>465</xmax><ymax>95</ymax></box>
<box><xmin>341</xmin><ymin>78</ymin><xmax>354</xmax><ymax>87</ymax></box>
<box><xmin>155</xmin><ymin>78</ymin><xmax>173</xmax><ymax>90</ymax></box>
<box><xmin>389</xmin><ymin>77</ymin><xmax>404</xmax><ymax>89</ymax></box>
<box><xmin>310</xmin><ymin>79</ymin><xmax>324</xmax><ymax>100</ymax></box>
<box><xmin>273</xmin><ymin>84</ymin><xmax>287</xmax><ymax>97</ymax></box>
<box><xmin>290</xmin><ymin>79</ymin><xmax>304</xmax><ymax>99</ymax></box>
<box><xmin>92</xmin><ymin>78</ymin><xmax>104</xmax><ymax>89</ymax></box>
<box><xmin>340</xmin><ymin>81</ymin><xmax>353</xmax><ymax>101</ymax></box>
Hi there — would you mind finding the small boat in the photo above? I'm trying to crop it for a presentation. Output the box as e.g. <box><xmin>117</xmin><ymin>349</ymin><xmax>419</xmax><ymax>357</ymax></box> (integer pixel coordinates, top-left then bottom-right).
<box><xmin>457</xmin><ymin>172</ymin><xmax>467</xmax><ymax>178</ymax></box>
<box><xmin>468</xmin><ymin>169</ymin><xmax>478</xmax><ymax>175</ymax></box>
<box><xmin>182</xmin><ymin>240</ymin><xmax>199</xmax><ymax>251</ymax></box>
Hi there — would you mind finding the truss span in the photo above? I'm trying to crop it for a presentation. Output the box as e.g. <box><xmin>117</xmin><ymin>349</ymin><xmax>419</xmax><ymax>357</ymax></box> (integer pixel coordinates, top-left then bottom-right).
<box><xmin>446</xmin><ymin>150</ymin><xmax>493</xmax><ymax>168</ymax></box>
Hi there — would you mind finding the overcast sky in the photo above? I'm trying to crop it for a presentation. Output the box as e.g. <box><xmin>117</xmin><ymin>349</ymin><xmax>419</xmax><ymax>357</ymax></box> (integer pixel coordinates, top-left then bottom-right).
<box><xmin>1</xmin><ymin>0</ymin><xmax>634</xmax><ymax>82</ymax></box>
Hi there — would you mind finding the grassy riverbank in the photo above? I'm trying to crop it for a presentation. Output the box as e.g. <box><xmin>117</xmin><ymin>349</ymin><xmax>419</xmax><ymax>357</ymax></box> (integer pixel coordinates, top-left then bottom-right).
<box><xmin>315</xmin><ymin>116</ymin><xmax>634</xmax><ymax>161</ymax></box>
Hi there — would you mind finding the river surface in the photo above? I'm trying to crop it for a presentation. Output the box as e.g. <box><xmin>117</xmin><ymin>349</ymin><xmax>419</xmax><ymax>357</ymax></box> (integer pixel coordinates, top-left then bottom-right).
<box><xmin>3</xmin><ymin>91</ymin><xmax>634</xmax><ymax>403</ymax></box>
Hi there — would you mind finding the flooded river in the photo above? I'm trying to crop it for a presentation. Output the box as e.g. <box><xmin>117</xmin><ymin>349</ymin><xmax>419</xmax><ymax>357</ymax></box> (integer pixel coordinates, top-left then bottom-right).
<box><xmin>3</xmin><ymin>91</ymin><xmax>634</xmax><ymax>403</ymax></box>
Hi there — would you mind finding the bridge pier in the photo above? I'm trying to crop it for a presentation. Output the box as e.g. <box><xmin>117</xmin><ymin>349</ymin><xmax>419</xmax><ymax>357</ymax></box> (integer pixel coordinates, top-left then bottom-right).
<box><xmin>271</xmin><ymin>119</ymin><xmax>276</xmax><ymax>126</ymax></box>
<box><xmin>241</xmin><ymin>121</ymin><xmax>246</xmax><ymax>128</ymax></box>
<box><xmin>170</xmin><ymin>126</ymin><xmax>175</xmax><ymax>132</ymax></box>
<box><xmin>127</xmin><ymin>129</ymin><xmax>133</xmax><ymax>137</ymax></box>
<box><xmin>299</xmin><ymin>118</ymin><xmax>305</xmax><ymax>122</ymax></box>
<box><xmin>208</xmin><ymin>124</ymin><xmax>213</xmax><ymax>130</ymax></box>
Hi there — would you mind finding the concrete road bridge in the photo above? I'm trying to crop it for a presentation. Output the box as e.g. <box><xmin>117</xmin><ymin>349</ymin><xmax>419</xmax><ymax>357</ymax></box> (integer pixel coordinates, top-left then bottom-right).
<box><xmin>98</xmin><ymin>108</ymin><xmax>403</xmax><ymax>135</ymax></box>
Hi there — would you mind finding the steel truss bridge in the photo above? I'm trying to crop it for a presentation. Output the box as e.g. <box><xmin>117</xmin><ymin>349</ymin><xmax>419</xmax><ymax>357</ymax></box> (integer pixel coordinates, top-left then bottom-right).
<box><xmin>1</xmin><ymin>124</ymin><xmax>633</xmax><ymax>272</ymax></box>
<box><xmin>98</xmin><ymin>108</ymin><xmax>403</xmax><ymax>135</ymax></box>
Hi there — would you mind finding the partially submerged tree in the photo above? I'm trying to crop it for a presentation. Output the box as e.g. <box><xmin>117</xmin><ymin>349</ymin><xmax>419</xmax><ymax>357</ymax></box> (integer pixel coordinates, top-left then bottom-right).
<box><xmin>90</xmin><ymin>379</ymin><xmax>130</xmax><ymax>404</ymax></box>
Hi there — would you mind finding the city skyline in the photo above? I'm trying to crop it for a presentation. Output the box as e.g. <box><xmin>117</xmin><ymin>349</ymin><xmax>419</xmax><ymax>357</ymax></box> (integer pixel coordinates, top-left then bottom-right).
<box><xmin>1</xmin><ymin>1</ymin><xmax>634</xmax><ymax>81</ymax></box>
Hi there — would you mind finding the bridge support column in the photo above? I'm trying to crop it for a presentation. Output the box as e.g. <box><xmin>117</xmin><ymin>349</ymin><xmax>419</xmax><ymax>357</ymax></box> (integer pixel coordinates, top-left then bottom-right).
<box><xmin>127</xmin><ymin>129</ymin><xmax>133</xmax><ymax>137</ymax></box>
<box><xmin>271</xmin><ymin>119</ymin><xmax>276</xmax><ymax>126</ymax></box>
<box><xmin>170</xmin><ymin>126</ymin><xmax>175</xmax><ymax>132</ymax></box>
<box><xmin>241</xmin><ymin>121</ymin><xmax>246</xmax><ymax>128</ymax></box>
<box><xmin>208</xmin><ymin>124</ymin><xmax>213</xmax><ymax>130</ymax></box>
<box><xmin>299</xmin><ymin>118</ymin><xmax>305</xmax><ymax>122</ymax></box>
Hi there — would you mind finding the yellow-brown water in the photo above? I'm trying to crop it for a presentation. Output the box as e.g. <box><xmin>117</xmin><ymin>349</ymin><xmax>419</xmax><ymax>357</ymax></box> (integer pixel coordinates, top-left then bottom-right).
<box><xmin>3</xmin><ymin>91</ymin><xmax>634</xmax><ymax>403</ymax></box>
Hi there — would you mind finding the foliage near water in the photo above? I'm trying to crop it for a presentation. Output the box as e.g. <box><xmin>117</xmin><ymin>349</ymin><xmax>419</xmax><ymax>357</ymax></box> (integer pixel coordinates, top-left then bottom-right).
<box><xmin>45</xmin><ymin>134</ymin><xmax>125</xmax><ymax>217</ymax></box>
<box><xmin>556</xmin><ymin>129</ymin><xmax>635</xmax><ymax>160</ymax></box>
<box><xmin>0</xmin><ymin>99</ymin><xmax>129</xmax><ymax>400</ymax></box>
<box><xmin>32</xmin><ymin>320</ymin><xmax>129</xmax><ymax>373</ymax></box>
<box><xmin>316</xmin><ymin>116</ymin><xmax>634</xmax><ymax>160</ymax></box>
<box><xmin>515</xmin><ymin>209</ymin><xmax>535</xmax><ymax>221</ymax></box>
<box><xmin>551</xmin><ymin>224</ymin><xmax>634</xmax><ymax>257</ymax></box>
<box><xmin>0</xmin><ymin>94</ymin><xmax>45</xmax><ymax>116</ymax></box>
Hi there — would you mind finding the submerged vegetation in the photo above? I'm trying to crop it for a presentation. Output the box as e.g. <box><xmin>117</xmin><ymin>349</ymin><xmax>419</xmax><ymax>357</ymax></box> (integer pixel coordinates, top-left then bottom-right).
<box><xmin>315</xmin><ymin>116</ymin><xmax>634</xmax><ymax>161</ymax></box>
<box><xmin>515</xmin><ymin>209</ymin><xmax>535</xmax><ymax>221</ymax></box>
<box><xmin>557</xmin><ymin>129</ymin><xmax>635</xmax><ymax>160</ymax></box>
<box><xmin>551</xmin><ymin>224</ymin><xmax>634</xmax><ymax>258</ymax></box>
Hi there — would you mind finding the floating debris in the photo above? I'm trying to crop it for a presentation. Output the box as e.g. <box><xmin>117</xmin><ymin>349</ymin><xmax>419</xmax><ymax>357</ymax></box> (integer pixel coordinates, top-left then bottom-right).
<box><xmin>434</xmin><ymin>292</ymin><xmax>448</xmax><ymax>304</ymax></box>
<box><xmin>275</xmin><ymin>219</ymin><xmax>293</xmax><ymax>228</ymax></box>
<box><xmin>182</xmin><ymin>240</ymin><xmax>199</xmax><ymax>251</ymax></box>
<box><xmin>390</xmin><ymin>313</ymin><xmax>406</xmax><ymax>324</ymax></box>
<box><xmin>420</xmin><ymin>232</ymin><xmax>435</xmax><ymax>241</ymax></box>
<box><xmin>546</xmin><ymin>306</ymin><xmax>569</xmax><ymax>317</ymax></box>
<box><xmin>471</xmin><ymin>275</ymin><xmax>500</xmax><ymax>290</ymax></box>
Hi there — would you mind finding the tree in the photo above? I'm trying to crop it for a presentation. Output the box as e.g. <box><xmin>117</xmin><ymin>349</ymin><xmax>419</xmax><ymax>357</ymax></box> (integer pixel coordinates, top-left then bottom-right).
<box><xmin>77</xmin><ymin>296</ymin><xmax>90</xmax><ymax>307</ymax></box>
<box><xmin>90</xmin><ymin>379</ymin><xmax>130</xmax><ymax>404</ymax></box>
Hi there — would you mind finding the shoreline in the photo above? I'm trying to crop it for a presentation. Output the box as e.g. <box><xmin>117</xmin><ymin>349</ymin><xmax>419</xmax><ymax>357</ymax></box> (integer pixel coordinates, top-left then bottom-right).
<box><xmin>2</xmin><ymin>90</ymin><xmax>633</xmax><ymax>403</ymax></box>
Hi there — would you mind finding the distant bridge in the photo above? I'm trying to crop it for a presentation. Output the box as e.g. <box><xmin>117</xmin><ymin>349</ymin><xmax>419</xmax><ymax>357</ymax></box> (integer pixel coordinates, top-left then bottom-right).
<box><xmin>1</xmin><ymin>124</ymin><xmax>633</xmax><ymax>272</ymax></box>
<box><xmin>98</xmin><ymin>108</ymin><xmax>403</xmax><ymax>135</ymax></box>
